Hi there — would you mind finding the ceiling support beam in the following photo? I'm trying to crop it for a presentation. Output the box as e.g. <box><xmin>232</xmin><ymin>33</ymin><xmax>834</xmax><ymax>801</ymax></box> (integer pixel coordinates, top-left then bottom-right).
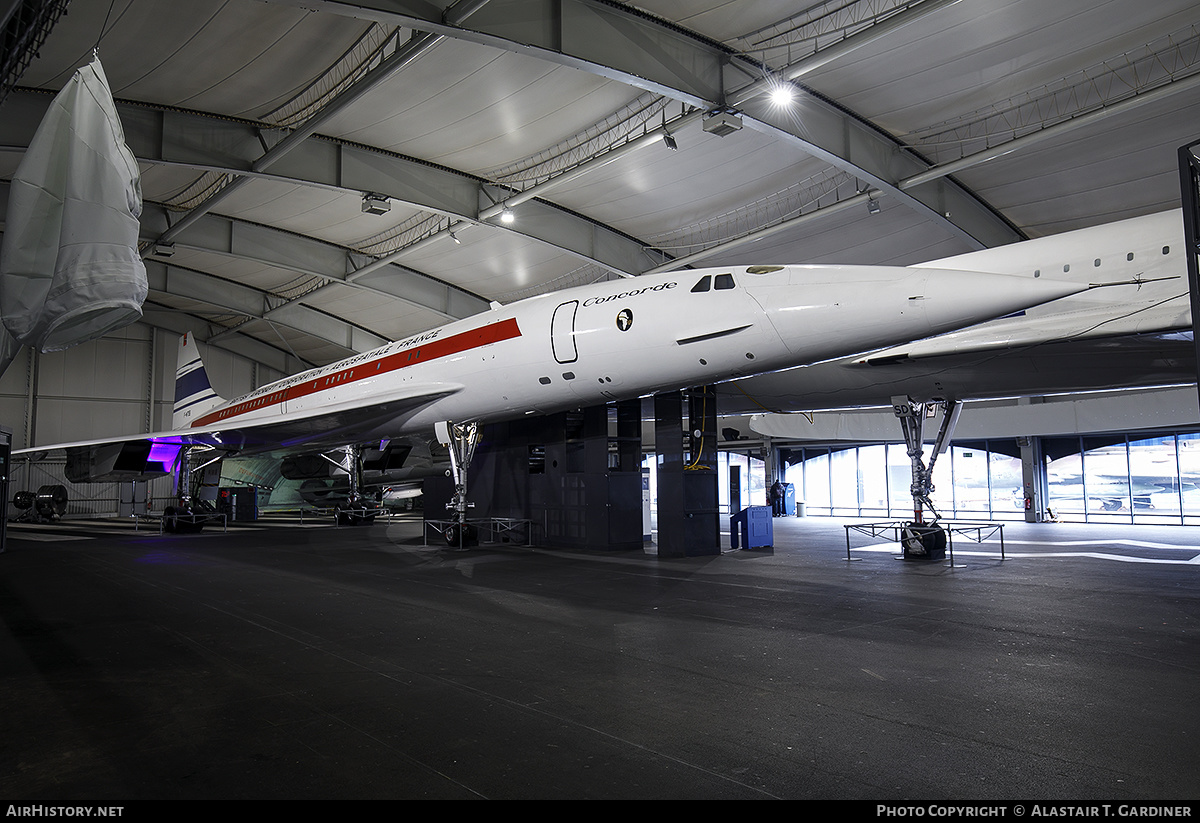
<box><xmin>734</xmin><ymin>94</ymin><xmax>1019</xmax><ymax>250</ymax></box>
<box><xmin>137</xmin><ymin>306</ymin><xmax>303</xmax><ymax>375</ymax></box>
<box><xmin>2</xmin><ymin>183</ymin><xmax>420</xmax><ymax>367</ymax></box>
<box><xmin>0</xmin><ymin>88</ymin><xmax>663</xmax><ymax>279</ymax></box>
<box><xmin>266</xmin><ymin>0</ymin><xmax>1020</xmax><ymax>248</ymax></box>
<box><xmin>143</xmin><ymin>260</ymin><xmax>389</xmax><ymax>356</ymax></box>
<box><xmin>730</xmin><ymin>0</ymin><xmax>963</xmax><ymax>101</ymax></box>
<box><xmin>645</xmin><ymin>192</ymin><xmax>872</xmax><ymax>274</ymax></box>
<box><xmin>900</xmin><ymin>69</ymin><xmax>1200</xmax><ymax>191</ymax></box>
<box><xmin>276</xmin><ymin>0</ymin><xmax>731</xmax><ymax>106</ymax></box>
<box><xmin>149</xmin><ymin>30</ymin><xmax>443</xmax><ymax>249</ymax></box>
<box><xmin>137</xmin><ymin>204</ymin><xmax>489</xmax><ymax>324</ymax></box>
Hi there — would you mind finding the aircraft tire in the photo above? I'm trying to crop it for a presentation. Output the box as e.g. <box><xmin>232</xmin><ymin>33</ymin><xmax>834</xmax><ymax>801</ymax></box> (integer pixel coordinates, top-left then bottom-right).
<box><xmin>335</xmin><ymin>510</ymin><xmax>375</xmax><ymax>526</ymax></box>
<box><xmin>444</xmin><ymin>523</ymin><xmax>476</xmax><ymax>547</ymax></box>
<box><xmin>164</xmin><ymin>506</ymin><xmax>204</xmax><ymax>533</ymax></box>
<box><xmin>901</xmin><ymin>523</ymin><xmax>946</xmax><ymax>560</ymax></box>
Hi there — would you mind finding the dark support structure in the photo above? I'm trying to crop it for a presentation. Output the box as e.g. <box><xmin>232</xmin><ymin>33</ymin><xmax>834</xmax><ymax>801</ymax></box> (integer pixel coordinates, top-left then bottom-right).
<box><xmin>1178</xmin><ymin>139</ymin><xmax>1200</xmax><ymax>420</ymax></box>
<box><xmin>433</xmin><ymin>399</ymin><xmax>643</xmax><ymax>550</ymax></box>
<box><xmin>654</xmin><ymin>386</ymin><xmax>720</xmax><ymax>557</ymax></box>
<box><xmin>0</xmin><ymin>425</ymin><xmax>10</xmax><ymax>553</ymax></box>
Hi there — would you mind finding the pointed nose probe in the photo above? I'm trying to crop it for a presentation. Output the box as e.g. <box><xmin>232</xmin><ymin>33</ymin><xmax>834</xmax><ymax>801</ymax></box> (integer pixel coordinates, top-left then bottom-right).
<box><xmin>912</xmin><ymin>268</ymin><xmax>1086</xmax><ymax>335</ymax></box>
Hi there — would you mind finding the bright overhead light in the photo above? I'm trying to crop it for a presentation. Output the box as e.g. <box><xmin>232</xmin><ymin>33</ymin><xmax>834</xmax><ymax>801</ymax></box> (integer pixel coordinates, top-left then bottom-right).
<box><xmin>449</xmin><ymin>230</ymin><xmax>461</xmax><ymax>245</ymax></box>
<box><xmin>769</xmin><ymin>82</ymin><xmax>795</xmax><ymax>108</ymax></box>
<box><xmin>500</xmin><ymin>207</ymin><xmax>515</xmax><ymax>224</ymax></box>
<box><xmin>662</xmin><ymin>131</ymin><xmax>678</xmax><ymax>151</ymax></box>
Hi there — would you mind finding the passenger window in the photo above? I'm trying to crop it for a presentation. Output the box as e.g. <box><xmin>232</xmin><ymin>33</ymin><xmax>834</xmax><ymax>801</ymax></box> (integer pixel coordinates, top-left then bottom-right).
<box><xmin>1163</xmin><ymin>246</ymin><xmax>1170</xmax><ymax>255</ymax></box>
<box><xmin>691</xmin><ymin>276</ymin><xmax>711</xmax><ymax>293</ymax></box>
<box><xmin>715</xmin><ymin>273</ymin><xmax>735</xmax><ymax>290</ymax></box>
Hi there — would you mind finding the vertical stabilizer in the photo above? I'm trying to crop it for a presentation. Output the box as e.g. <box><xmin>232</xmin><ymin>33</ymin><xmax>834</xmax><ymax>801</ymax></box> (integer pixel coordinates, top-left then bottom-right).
<box><xmin>173</xmin><ymin>333</ymin><xmax>225</xmax><ymax>428</ymax></box>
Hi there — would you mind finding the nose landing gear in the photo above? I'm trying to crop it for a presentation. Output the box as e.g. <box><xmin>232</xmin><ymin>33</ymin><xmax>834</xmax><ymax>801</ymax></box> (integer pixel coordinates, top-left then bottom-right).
<box><xmin>892</xmin><ymin>396</ymin><xmax>961</xmax><ymax>561</ymax></box>
<box><xmin>435</xmin><ymin>421</ymin><xmax>480</xmax><ymax>547</ymax></box>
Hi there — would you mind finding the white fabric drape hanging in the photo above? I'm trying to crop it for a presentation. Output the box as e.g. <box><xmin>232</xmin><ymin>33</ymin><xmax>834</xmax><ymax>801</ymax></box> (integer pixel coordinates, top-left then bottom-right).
<box><xmin>0</xmin><ymin>55</ymin><xmax>147</xmax><ymax>354</ymax></box>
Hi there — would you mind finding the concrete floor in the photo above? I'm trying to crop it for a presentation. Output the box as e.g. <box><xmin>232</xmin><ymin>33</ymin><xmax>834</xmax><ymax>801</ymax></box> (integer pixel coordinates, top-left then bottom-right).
<box><xmin>1</xmin><ymin>513</ymin><xmax>1198</xmax><ymax>800</ymax></box>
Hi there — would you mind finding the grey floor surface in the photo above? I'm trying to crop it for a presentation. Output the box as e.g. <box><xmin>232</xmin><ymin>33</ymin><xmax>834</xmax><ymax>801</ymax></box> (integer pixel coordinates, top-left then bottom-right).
<box><xmin>2</xmin><ymin>514</ymin><xmax>1198</xmax><ymax>800</ymax></box>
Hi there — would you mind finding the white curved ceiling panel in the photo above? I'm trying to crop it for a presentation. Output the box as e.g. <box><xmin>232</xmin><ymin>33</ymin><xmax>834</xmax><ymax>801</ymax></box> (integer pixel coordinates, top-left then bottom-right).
<box><xmin>2</xmin><ymin>0</ymin><xmax>1195</xmax><ymax>373</ymax></box>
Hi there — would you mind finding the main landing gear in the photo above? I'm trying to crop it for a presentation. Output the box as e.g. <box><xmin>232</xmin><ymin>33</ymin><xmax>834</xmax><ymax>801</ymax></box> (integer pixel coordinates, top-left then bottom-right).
<box><xmin>318</xmin><ymin>444</ymin><xmax>379</xmax><ymax>525</ymax></box>
<box><xmin>892</xmin><ymin>396</ymin><xmax>961</xmax><ymax>561</ymax></box>
<box><xmin>163</xmin><ymin>444</ymin><xmax>224</xmax><ymax>533</ymax></box>
<box><xmin>435</xmin><ymin>421</ymin><xmax>480</xmax><ymax>546</ymax></box>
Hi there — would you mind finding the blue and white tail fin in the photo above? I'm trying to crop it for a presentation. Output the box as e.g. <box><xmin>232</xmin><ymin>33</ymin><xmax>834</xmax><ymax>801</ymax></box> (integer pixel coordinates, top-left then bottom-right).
<box><xmin>172</xmin><ymin>333</ymin><xmax>225</xmax><ymax>428</ymax></box>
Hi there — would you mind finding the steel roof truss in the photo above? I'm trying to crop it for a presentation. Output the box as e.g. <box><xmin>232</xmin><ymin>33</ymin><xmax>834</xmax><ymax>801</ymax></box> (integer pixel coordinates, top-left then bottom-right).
<box><xmin>269</xmin><ymin>0</ymin><xmax>1019</xmax><ymax>248</ymax></box>
<box><xmin>139</xmin><ymin>204</ymin><xmax>490</xmax><ymax>321</ymax></box>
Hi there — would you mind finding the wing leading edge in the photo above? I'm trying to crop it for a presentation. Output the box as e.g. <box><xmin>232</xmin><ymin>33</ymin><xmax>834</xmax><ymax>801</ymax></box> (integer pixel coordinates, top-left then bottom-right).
<box><xmin>15</xmin><ymin>380</ymin><xmax>463</xmax><ymax>482</ymax></box>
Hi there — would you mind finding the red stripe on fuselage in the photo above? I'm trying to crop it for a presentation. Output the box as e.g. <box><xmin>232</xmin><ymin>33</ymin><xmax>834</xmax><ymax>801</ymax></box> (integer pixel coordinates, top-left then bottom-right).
<box><xmin>191</xmin><ymin>317</ymin><xmax>522</xmax><ymax>428</ymax></box>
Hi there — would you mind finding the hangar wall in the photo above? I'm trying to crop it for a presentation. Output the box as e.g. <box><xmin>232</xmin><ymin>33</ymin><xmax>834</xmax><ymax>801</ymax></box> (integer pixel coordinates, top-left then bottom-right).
<box><xmin>0</xmin><ymin>325</ymin><xmax>289</xmax><ymax>518</ymax></box>
<box><xmin>0</xmin><ymin>325</ymin><xmax>285</xmax><ymax>451</ymax></box>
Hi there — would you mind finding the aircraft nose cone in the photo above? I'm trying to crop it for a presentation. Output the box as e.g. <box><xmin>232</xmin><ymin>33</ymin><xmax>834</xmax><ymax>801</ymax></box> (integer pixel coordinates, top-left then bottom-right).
<box><xmin>745</xmin><ymin>263</ymin><xmax>1089</xmax><ymax>369</ymax></box>
<box><xmin>915</xmin><ymin>268</ymin><xmax>1086</xmax><ymax>335</ymax></box>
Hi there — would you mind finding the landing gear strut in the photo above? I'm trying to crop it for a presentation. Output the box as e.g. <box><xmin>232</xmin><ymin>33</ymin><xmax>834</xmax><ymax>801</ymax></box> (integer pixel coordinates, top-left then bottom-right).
<box><xmin>435</xmin><ymin>421</ymin><xmax>480</xmax><ymax>547</ymax></box>
<box><xmin>892</xmin><ymin>396</ymin><xmax>960</xmax><ymax>560</ymax></box>
<box><xmin>163</xmin><ymin>445</ymin><xmax>222</xmax><ymax>533</ymax></box>
<box><xmin>319</xmin><ymin>444</ymin><xmax>378</xmax><ymax>525</ymax></box>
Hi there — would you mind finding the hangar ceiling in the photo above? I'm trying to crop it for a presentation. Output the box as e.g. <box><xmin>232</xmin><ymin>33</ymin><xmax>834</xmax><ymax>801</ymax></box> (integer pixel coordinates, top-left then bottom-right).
<box><xmin>2</xmin><ymin>0</ymin><xmax>1199</xmax><ymax>377</ymax></box>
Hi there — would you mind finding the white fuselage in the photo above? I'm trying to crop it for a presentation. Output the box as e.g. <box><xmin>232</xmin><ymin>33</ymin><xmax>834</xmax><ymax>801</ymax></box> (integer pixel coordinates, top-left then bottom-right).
<box><xmin>180</xmin><ymin>262</ymin><xmax>1084</xmax><ymax>449</ymax></box>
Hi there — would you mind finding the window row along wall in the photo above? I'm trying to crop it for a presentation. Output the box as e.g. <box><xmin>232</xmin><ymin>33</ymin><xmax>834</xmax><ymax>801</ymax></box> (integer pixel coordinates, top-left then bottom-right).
<box><xmin>776</xmin><ymin>432</ymin><xmax>1200</xmax><ymax>526</ymax></box>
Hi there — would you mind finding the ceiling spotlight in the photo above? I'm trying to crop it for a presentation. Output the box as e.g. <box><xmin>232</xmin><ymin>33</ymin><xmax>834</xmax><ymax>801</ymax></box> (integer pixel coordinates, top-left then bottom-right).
<box><xmin>867</xmin><ymin>198</ymin><xmax>881</xmax><ymax>215</ymax></box>
<box><xmin>500</xmin><ymin>207</ymin><xmax>515</xmax><ymax>224</ymax></box>
<box><xmin>153</xmin><ymin>242</ymin><xmax>175</xmax><ymax>257</ymax></box>
<box><xmin>662</xmin><ymin>131</ymin><xmax>678</xmax><ymax>151</ymax></box>
<box><xmin>449</xmin><ymin>230</ymin><xmax>461</xmax><ymax>245</ymax></box>
<box><xmin>362</xmin><ymin>193</ymin><xmax>390</xmax><ymax>215</ymax></box>
<box><xmin>769</xmin><ymin>82</ymin><xmax>795</xmax><ymax>108</ymax></box>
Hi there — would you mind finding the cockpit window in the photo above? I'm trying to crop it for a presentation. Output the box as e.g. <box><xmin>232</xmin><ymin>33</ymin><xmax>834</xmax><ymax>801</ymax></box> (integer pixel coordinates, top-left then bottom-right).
<box><xmin>691</xmin><ymin>275</ymin><xmax>711</xmax><ymax>293</ymax></box>
<box><xmin>714</xmin><ymin>273</ymin><xmax>735</xmax><ymax>290</ymax></box>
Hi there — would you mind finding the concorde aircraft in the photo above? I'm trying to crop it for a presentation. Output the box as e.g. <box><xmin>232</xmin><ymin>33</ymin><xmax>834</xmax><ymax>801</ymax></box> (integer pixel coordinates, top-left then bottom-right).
<box><xmin>13</xmin><ymin>261</ymin><xmax>1082</xmax><ymax>532</ymax></box>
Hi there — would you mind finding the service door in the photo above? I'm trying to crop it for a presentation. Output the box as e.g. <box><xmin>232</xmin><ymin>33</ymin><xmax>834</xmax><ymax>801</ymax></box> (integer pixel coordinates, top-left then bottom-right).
<box><xmin>551</xmin><ymin>300</ymin><xmax>579</xmax><ymax>364</ymax></box>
